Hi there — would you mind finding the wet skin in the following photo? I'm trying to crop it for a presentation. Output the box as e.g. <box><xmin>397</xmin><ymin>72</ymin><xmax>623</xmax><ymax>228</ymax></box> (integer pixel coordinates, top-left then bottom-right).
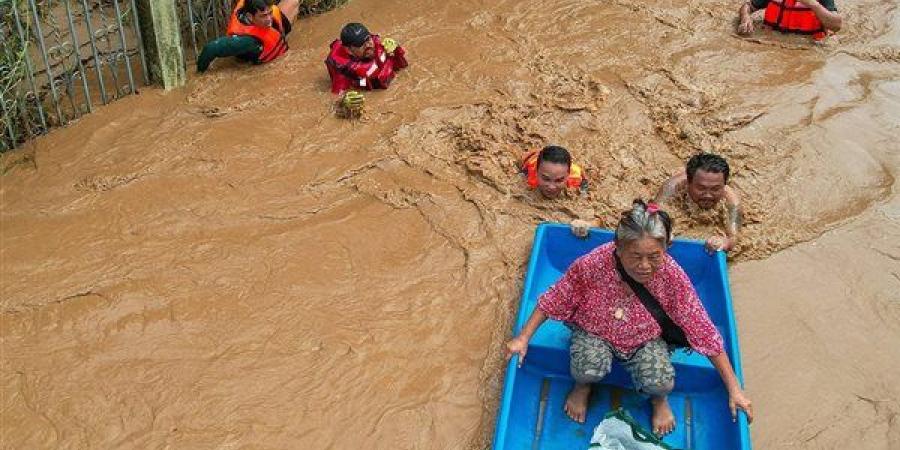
<box><xmin>536</xmin><ymin>161</ymin><xmax>570</xmax><ymax>199</ymax></box>
<box><xmin>687</xmin><ymin>169</ymin><xmax>726</xmax><ymax>210</ymax></box>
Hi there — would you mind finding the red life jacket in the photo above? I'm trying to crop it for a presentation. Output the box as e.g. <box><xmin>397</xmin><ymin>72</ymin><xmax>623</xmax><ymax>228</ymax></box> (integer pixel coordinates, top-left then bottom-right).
<box><xmin>522</xmin><ymin>150</ymin><xmax>585</xmax><ymax>189</ymax></box>
<box><xmin>325</xmin><ymin>35</ymin><xmax>399</xmax><ymax>93</ymax></box>
<box><xmin>763</xmin><ymin>0</ymin><xmax>826</xmax><ymax>40</ymax></box>
<box><xmin>226</xmin><ymin>0</ymin><xmax>288</xmax><ymax>63</ymax></box>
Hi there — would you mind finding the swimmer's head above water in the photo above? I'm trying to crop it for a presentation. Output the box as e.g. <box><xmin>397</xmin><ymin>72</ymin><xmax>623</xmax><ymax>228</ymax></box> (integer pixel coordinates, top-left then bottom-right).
<box><xmin>535</xmin><ymin>145</ymin><xmax>573</xmax><ymax>199</ymax></box>
<box><xmin>341</xmin><ymin>23</ymin><xmax>375</xmax><ymax>59</ymax></box>
<box><xmin>686</xmin><ymin>153</ymin><xmax>730</xmax><ymax>210</ymax></box>
<box><xmin>241</xmin><ymin>0</ymin><xmax>274</xmax><ymax>28</ymax></box>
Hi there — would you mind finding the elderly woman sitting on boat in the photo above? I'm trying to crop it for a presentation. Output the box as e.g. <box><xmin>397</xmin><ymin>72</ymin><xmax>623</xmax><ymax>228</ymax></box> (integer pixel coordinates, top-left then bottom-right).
<box><xmin>505</xmin><ymin>201</ymin><xmax>753</xmax><ymax>436</ymax></box>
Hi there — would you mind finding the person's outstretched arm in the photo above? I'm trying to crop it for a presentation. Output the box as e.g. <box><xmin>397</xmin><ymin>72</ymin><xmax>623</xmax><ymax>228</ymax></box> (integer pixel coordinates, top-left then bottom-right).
<box><xmin>708</xmin><ymin>352</ymin><xmax>754</xmax><ymax>423</ymax></box>
<box><xmin>507</xmin><ymin>259</ymin><xmax>584</xmax><ymax>365</ymax></box>
<box><xmin>723</xmin><ymin>187</ymin><xmax>742</xmax><ymax>252</ymax></box>
<box><xmin>197</xmin><ymin>35</ymin><xmax>261</xmax><ymax>72</ymax></box>
<box><xmin>654</xmin><ymin>172</ymin><xmax>685</xmax><ymax>207</ymax></box>
<box><xmin>737</xmin><ymin>1</ymin><xmax>759</xmax><ymax>35</ymax></box>
<box><xmin>505</xmin><ymin>309</ymin><xmax>547</xmax><ymax>367</ymax></box>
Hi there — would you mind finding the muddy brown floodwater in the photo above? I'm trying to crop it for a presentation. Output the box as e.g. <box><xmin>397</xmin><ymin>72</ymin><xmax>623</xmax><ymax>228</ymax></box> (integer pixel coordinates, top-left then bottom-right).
<box><xmin>2</xmin><ymin>0</ymin><xmax>899</xmax><ymax>448</ymax></box>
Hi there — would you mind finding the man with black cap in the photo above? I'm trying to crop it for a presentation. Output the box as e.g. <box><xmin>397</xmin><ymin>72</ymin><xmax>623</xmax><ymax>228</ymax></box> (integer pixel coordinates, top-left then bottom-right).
<box><xmin>197</xmin><ymin>0</ymin><xmax>300</xmax><ymax>72</ymax></box>
<box><xmin>325</xmin><ymin>22</ymin><xmax>408</xmax><ymax>115</ymax></box>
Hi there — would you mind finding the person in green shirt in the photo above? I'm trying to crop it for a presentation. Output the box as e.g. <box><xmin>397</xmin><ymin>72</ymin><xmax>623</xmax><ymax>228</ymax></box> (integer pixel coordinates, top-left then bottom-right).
<box><xmin>197</xmin><ymin>0</ymin><xmax>300</xmax><ymax>72</ymax></box>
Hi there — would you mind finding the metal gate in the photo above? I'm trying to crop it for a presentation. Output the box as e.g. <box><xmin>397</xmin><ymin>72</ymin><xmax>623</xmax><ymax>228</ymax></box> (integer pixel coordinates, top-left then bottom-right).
<box><xmin>179</xmin><ymin>0</ymin><xmax>232</xmax><ymax>68</ymax></box>
<box><xmin>1</xmin><ymin>0</ymin><xmax>148</xmax><ymax>152</ymax></box>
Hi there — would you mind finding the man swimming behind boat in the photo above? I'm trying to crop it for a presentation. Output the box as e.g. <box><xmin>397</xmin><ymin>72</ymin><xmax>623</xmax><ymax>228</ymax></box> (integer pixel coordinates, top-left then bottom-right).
<box><xmin>737</xmin><ymin>0</ymin><xmax>841</xmax><ymax>40</ymax></box>
<box><xmin>520</xmin><ymin>146</ymin><xmax>587</xmax><ymax>200</ymax></box>
<box><xmin>654</xmin><ymin>153</ymin><xmax>742</xmax><ymax>253</ymax></box>
<box><xmin>506</xmin><ymin>201</ymin><xmax>753</xmax><ymax>434</ymax></box>
<box><xmin>197</xmin><ymin>0</ymin><xmax>299</xmax><ymax>72</ymax></box>
<box><xmin>570</xmin><ymin>153</ymin><xmax>741</xmax><ymax>253</ymax></box>
<box><xmin>325</xmin><ymin>22</ymin><xmax>408</xmax><ymax>116</ymax></box>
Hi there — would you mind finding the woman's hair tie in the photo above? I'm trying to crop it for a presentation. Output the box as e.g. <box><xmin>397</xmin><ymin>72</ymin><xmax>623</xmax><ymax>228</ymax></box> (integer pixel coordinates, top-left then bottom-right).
<box><xmin>646</xmin><ymin>202</ymin><xmax>660</xmax><ymax>214</ymax></box>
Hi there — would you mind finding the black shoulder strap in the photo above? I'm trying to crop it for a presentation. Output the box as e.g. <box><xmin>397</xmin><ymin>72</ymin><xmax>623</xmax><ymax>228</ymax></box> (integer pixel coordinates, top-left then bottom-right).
<box><xmin>615</xmin><ymin>252</ymin><xmax>690</xmax><ymax>348</ymax></box>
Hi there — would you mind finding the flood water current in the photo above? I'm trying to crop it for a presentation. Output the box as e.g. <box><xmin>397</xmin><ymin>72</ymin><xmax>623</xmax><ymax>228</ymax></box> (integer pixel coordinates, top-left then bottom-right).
<box><xmin>2</xmin><ymin>0</ymin><xmax>899</xmax><ymax>448</ymax></box>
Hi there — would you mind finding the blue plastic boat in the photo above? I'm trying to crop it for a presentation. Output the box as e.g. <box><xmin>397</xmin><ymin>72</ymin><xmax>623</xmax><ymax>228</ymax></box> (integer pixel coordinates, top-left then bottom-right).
<box><xmin>492</xmin><ymin>223</ymin><xmax>752</xmax><ymax>450</ymax></box>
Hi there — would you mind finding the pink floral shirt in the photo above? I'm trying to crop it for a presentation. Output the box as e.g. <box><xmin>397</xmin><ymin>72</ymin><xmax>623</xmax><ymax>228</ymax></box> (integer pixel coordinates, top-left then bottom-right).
<box><xmin>538</xmin><ymin>242</ymin><xmax>724</xmax><ymax>356</ymax></box>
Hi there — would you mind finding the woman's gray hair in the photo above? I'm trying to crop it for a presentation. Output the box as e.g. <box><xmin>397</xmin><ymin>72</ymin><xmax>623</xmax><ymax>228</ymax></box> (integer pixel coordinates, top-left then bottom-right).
<box><xmin>615</xmin><ymin>200</ymin><xmax>673</xmax><ymax>246</ymax></box>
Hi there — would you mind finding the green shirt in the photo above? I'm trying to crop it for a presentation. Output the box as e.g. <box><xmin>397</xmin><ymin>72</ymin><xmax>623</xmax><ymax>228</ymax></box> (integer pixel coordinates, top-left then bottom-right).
<box><xmin>196</xmin><ymin>35</ymin><xmax>263</xmax><ymax>72</ymax></box>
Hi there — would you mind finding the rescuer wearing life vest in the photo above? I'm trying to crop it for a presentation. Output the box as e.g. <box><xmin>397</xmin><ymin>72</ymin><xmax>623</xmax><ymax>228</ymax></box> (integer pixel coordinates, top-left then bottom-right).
<box><xmin>520</xmin><ymin>146</ymin><xmax>587</xmax><ymax>200</ymax></box>
<box><xmin>736</xmin><ymin>0</ymin><xmax>841</xmax><ymax>40</ymax></box>
<box><xmin>197</xmin><ymin>0</ymin><xmax>299</xmax><ymax>72</ymax></box>
<box><xmin>325</xmin><ymin>23</ymin><xmax>408</xmax><ymax>116</ymax></box>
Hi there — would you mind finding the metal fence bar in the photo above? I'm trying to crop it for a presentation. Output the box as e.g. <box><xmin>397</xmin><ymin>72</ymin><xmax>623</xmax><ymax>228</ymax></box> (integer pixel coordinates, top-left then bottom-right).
<box><xmin>128</xmin><ymin>0</ymin><xmax>149</xmax><ymax>85</ymax></box>
<box><xmin>95</xmin><ymin>2</ymin><xmax>122</xmax><ymax>97</ymax></box>
<box><xmin>11</xmin><ymin>1</ymin><xmax>48</xmax><ymax>130</ymax></box>
<box><xmin>27</xmin><ymin>0</ymin><xmax>65</xmax><ymax>125</ymax></box>
<box><xmin>186</xmin><ymin>0</ymin><xmax>200</xmax><ymax>58</ymax></box>
<box><xmin>197</xmin><ymin>3</ymin><xmax>211</xmax><ymax>46</ymax></box>
<box><xmin>62</xmin><ymin>0</ymin><xmax>93</xmax><ymax>113</ymax></box>
<box><xmin>79</xmin><ymin>0</ymin><xmax>109</xmax><ymax>104</ymax></box>
<box><xmin>220</xmin><ymin>0</ymin><xmax>232</xmax><ymax>34</ymax></box>
<box><xmin>43</xmin><ymin>6</ymin><xmax>80</xmax><ymax>117</ymax></box>
<box><xmin>111</xmin><ymin>0</ymin><xmax>136</xmax><ymax>94</ymax></box>
<box><xmin>207</xmin><ymin>0</ymin><xmax>222</xmax><ymax>40</ymax></box>
<box><xmin>1</xmin><ymin>94</ymin><xmax>18</xmax><ymax>149</ymax></box>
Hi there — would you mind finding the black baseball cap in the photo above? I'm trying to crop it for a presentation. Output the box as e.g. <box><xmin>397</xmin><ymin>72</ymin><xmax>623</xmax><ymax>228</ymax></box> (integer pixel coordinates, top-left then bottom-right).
<box><xmin>340</xmin><ymin>23</ymin><xmax>370</xmax><ymax>47</ymax></box>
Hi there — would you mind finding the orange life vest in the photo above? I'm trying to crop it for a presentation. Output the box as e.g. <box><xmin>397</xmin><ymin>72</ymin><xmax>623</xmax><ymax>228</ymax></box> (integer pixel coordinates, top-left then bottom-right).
<box><xmin>763</xmin><ymin>0</ymin><xmax>826</xmax><ymax>40</ymax></box>
<box><xmin>226</xmin><ymin>0</ymin><xmax>288</xmax><ymax>63</ymax></box>
<box><xmin>522</xmin><ymin>151</ymin><xmax>584</xmax><ymax>189</ymax></box>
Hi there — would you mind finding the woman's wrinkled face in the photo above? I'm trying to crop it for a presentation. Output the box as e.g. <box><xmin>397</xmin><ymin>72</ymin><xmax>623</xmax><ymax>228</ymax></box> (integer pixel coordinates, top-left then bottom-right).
<box><xmin>617</xmin><ymin>236</ymin><xmax>666</xmax><ymax>284</ymax></box>
<box><xmin>536</xmin><ymin>161</ymin><xmax>569</xmax><ymax>199</ymax></box>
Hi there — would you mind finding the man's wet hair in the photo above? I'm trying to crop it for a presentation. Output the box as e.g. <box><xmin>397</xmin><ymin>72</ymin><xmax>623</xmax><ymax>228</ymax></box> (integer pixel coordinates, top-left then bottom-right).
<box><xmin>536</xmin><ymin>145</ymin><xmax>572</xmax><ymax>169</ymax></box>
<box><xmin>686</xmin><ymin>153</ymin><xmax>730</xmax><ymax>183</ymax></box>
<box><xmin>242</xmin><ymin>0</ymin><xmax>270</xmax><ymax>15</ymax></box>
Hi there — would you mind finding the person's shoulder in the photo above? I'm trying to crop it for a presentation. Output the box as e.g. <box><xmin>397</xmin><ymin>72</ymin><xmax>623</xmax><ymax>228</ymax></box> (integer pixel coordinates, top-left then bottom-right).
<box><xmin>657</xmin><ymin>171</ymin><xmax>686</xmax><ymax>203</ymax></box>
<box><xmin>521</xmin><ymin>148</ymin><xmax>539</xmax><ymax>166</ymax></box>
<box><xmin>724</xmin><ymin>185</ymin><xmax>741</xmax><ymax>205</ymax></box>
<box><xmin>568</xmin><ymin>241</ymin><xmax>606</xmax><ymax>264</ymax></box>
<box><xmin>578</xmin><ymin>242</ymin><xmax>614</xmax><ymax>266</ymax></box>
<box><xmin>662</xmin><ymin>170</ymin><xmax>687</xmax><ymax>189</ymax></box>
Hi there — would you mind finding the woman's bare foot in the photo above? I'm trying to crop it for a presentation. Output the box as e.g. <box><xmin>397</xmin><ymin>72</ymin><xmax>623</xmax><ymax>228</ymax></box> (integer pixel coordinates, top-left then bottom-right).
<box><xmin>650</xmin><ymin>395</ymin><xmax>676</xmax><ymax>436</ymax></box>
<box><xmin>564</xmin><ymin>383</ymin><xmax>591</xmax><ymax>423</ymax></box>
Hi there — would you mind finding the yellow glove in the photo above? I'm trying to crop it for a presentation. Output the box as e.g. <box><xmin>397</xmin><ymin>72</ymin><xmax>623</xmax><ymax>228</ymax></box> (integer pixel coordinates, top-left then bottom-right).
<box><xmin>341</xmin><ymin>90</ymin><xmax>365</xmax><ymax>115</ymax></box>
<box><xmin>382</xmin><ymin>38</ymin><xmax>398</xmax><ymax>55</ymax></box>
